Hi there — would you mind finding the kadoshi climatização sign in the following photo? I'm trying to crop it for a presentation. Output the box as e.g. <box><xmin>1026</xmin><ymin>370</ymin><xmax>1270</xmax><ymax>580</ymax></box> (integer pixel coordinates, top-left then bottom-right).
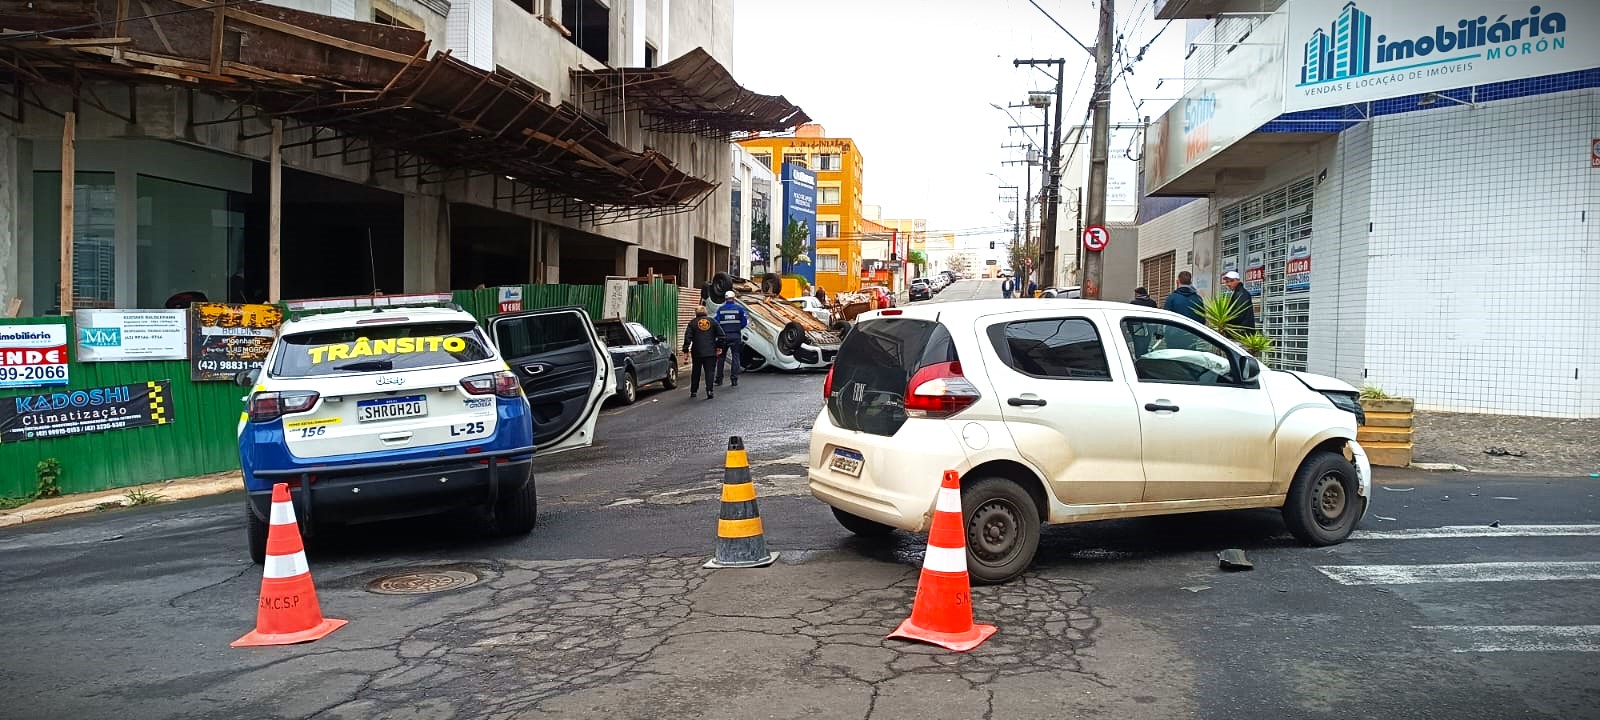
<box><xmin>0</xmin><ymin>380</ymin><xmax>173</xmax><ymax>443</ymax></box>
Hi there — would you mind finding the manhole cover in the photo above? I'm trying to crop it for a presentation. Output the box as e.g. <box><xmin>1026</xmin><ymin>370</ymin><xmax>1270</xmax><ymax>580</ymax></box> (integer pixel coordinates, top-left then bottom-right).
<box><xmin>366</xmin><ymin>569</ymin><xmax>481</xmax><ymax>595</ymax></box>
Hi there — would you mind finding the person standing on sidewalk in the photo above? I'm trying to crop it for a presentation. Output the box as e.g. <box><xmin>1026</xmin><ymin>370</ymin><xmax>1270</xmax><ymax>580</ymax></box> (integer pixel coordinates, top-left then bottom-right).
<box><xmin>1131</xmin><ymin>287</ymin><xmax>1157</xmax><ymax>307</ymax></box>
<box><xmin>1001</xmin><ymin>276</ymin><xmax>1014</xmax><ymax>299</ymax></box>
<box><xmin>1163</xmin><ymin>271</ymin><xmax>1204</xmax><ymax>322</ymax></box>
<box><xmin>681</xmin><ymin>308</ymin><xmax>725</xmax><ymax>399</ymax></box>
<box><xmin>714</xmin><ymin>291</ymin><xmax>747</xmax><ymax>387</ymax></box>
<box><xmin>1222</xmin><ymin>270</ymin><xmax>1257</xmax><ymax>332</ymax></box>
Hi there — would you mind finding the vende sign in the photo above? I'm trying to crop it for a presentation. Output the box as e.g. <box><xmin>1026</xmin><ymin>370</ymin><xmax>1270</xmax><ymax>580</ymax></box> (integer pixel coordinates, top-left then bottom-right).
<box><xmin>1285</xmin><ymin>0</ymin><xmax>1599</xmax><ymax>112</ymax></box>
<box><xmin>0</xmin><ymin>324</ymin><xmax>70</xmax><ymax>389</ymax></box>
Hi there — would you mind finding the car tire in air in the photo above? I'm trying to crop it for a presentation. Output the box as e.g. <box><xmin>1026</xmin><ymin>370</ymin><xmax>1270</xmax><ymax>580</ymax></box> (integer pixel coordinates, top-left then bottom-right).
<box><xmin>662</xmin><ymin>363</ymin><xmax>679</xmax><ymax>389</ymax></box>
<box><xmin>711</xmin><ymin>272</ymin><xmax>735</xmax><ymax>299</ymax></box>
<box><xmin>961</xmin><ymin>476</ymin><xmax>1041</xmax><ymax>585</ymax></box>
<box><xmin>619</xmin><ymin>370</ymin><xmax>638</xmax><ymax>404</ymax></box>
<box><xmin>831</xmin><ymin>507</ymin><xmax>895</xmax><ymax>537</ymax></box>
<box><xmin>777</xmin><ymin>321</ymin><xmax>805</xmax><ymax>356</ymax></box>
<box><xmin>246</xmin><ymin>503</ymin><xmax>268</xmax><ymax>565</ymax></box>
<box><xmin>761</xmin><ymin>272</ymin><xmax>782</xmax><ymax>294</ymax></box>
<box><xmin>1282</xmin><ymin>450</ymin><xmax>1362</xmax><ymax>546</ymax></box>
<box><xmin>829</xmin><ymin>319</ymin><xmax>851</xmax><ymax>338</ymax></box>
<box><xmin>494</xmin><ymin>479</ymin><xmax>539</xmax><ymax>536</ymax></box>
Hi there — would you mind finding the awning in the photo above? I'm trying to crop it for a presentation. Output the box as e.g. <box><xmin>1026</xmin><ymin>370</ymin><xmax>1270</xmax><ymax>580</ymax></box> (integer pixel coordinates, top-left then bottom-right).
<box><xmin>572</xmin><ymin>47</ymin><xmax>809</xmax><ymax>139</ymax></box>
<box><xmin>0</xmin><ymin>0</ymin><xmax>716</xmax><ymax>222</ymax></box>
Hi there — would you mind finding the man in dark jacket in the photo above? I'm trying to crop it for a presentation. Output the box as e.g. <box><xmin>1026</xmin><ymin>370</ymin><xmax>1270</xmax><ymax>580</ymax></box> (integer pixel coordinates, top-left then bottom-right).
<box><xmin>1222</xmin><ymin>270</ymin><xmax>1257</xmax><ymax>332</ymax></box>
<box><xmin>1131</xmin><ymin>287</ymin><xmax>1157</xmax><ymax>307</ymax></box>
<box><xmin>713</xmin><ymin>291</ymin><xmax>748</xmax><ymax>387</ymax></box>
<box><xmin>681</xmin><ymin>308</ymin><xmax>726</xmax><ymax>399</ymax></box>
<box><xmin>1162</xmin><ymin>271</ymin><xmax>1204</xmax><ymax>322</ymax></box>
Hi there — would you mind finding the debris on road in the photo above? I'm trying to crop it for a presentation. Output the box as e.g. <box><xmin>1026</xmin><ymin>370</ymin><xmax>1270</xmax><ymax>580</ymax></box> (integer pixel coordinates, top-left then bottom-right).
<box><xmin>1490</xmin><ymin>521</ymin><xmax>1501</xmax><ymax>528</ymax></box>
<box><xmin>1382</xmin><ymin>486</ymin><xmax>1415</xmax><ymax>493</ymax></box>
<box><xmin>1217</xmin><ymin>549</ymin><xmax>1253</xmax><ymax>571</ymax></box>
<box><xmin>1373</xmin><ymin>514</ymin><xmax>1399</xmax><ymax>522</ymax></box>
<box><xmin>1180</xmin><ymin>585</ymin><xmax>1211</xmax><ymax>593</ymax></box>
<box><xmin>1483</xmin><ymin>447</ymin><xmax>1527</xmax><ymax>458</ymax></box>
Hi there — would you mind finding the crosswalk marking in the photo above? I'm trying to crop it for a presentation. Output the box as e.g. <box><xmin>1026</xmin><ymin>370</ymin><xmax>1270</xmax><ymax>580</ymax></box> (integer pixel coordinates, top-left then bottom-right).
<box><xmin>1414</xmin><ymin>625</ymin><xmax>1600</xmax><ymax>653</ymax></box>
<box><xmin>1352</xmin><ymin>524</ymin><xmax>1600</xmax><ymax>541</ymax></box>
<box><xmin>1316</xmin><ymin>561</ymin><xmax>1600</xmax><ymax>585</ymax></box>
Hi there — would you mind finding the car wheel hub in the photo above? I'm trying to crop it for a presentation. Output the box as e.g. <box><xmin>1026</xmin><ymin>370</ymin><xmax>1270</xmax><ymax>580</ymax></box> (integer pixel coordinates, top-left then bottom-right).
<box><xmin>969</xmin><ymin>500</ymin><xmax>1019</xmax><ymax>565</ymax></box>
<box><xmin>1312</xmin><ymin>472</ymin><xmax>1347</xmax><ymax>526</ymax></box>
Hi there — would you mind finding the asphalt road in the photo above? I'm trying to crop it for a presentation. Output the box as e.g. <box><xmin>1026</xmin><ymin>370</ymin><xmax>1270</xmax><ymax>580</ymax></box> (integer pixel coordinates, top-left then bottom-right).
<box><xmin>2</xmin><ymin>278</ymin><xmax>1597</xmax><ymax>719</ymax></box>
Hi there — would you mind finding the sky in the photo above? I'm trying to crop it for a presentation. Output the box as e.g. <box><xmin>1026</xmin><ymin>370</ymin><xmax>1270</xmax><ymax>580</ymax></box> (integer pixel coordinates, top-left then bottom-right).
<box><xmin>731</xmin><ymin>0</ymin><xmax>1186</xmax><ymax>259</ymax></box>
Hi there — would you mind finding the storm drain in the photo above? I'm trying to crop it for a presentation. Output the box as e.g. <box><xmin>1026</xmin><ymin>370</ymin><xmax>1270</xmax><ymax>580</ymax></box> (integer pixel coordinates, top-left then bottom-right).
<box><xmin>366</xmin><ymin>569</ymin><xmax>482</xmax><ymax>595</ymax></box>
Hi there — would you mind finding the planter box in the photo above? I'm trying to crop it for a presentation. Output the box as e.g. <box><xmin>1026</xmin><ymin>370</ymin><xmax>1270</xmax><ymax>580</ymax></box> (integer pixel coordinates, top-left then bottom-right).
<box><xmin>1359</xmin><ymin>397</ymin><xmax>1415</xmax><ymax>467</ymax></box>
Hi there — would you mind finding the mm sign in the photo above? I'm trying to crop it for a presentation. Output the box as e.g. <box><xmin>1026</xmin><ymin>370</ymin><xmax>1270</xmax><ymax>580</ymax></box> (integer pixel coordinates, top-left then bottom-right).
<box><xmin>1082</xmin><ymin>225</ymin><xmax>1110</xmax><ymax>253</ymax></box>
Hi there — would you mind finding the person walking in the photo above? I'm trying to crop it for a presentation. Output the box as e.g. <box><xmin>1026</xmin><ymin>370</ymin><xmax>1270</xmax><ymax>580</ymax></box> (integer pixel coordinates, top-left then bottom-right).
<box><xmin>681</xmin><ymin>308</ymin><xmax>725</xmax><ymax>400</ymax></box>
<box><xmin>1131</xmin><ymin>287</ymin><xmax>1157</xmax><ymax>307</ymax></box>
<box><xmin>1162</xmin><ymin>271</ymin><xmax>1205</xmax><ymax>323</ymax></box>
<box><xmin>1221</xmin><ymin>270</ymin><xmax>1257</xmax><ymax>332</ymax></box>
<box><xmin>813</xmin><ymin>285</ymin><xmax>827</xmax><ymax>304</ymax></box>
<box><xmin>713</xmin><ymin>291</ymin><xmax>747</xmax><ymax>387</ymax></box>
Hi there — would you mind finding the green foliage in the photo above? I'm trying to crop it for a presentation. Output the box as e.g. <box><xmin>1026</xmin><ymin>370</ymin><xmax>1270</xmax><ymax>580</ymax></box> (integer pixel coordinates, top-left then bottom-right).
<box><xmin>907</xmin><ymin>249</ymin><xmax>927</xmax><ymax>267</ymax></box>
<box><xmin>0</xmin><ymin>496</ymin><xmax>31</xmax><ymax>511</ymax></box>
<box><xmin>1238</xmin><ymin>333</ymin><xmax>1275</xmax><ymax>362</ymax></box>
<box><xmin>1360</xmin><ymin>385</ymin><xmax>1392</xmax><ymax>400</ymax></box>
<box><xmin>35</xmin><ymin>458</ymin><xmax>62</xmax><ymax>499</ymax></box>
<box><xmin>780</xmin><ymin>219</ymin><xmax>811</xmax><ymax>268</ymax></box>
<box><xmin>1197</xmin><ymin>295</ymin><xmax>1245</xmax><ymax>338</ymax></box>
<box><xmin>124</xmin><ymin>487</ymin><xmax>166</xmax><ymax>506</ymax></box>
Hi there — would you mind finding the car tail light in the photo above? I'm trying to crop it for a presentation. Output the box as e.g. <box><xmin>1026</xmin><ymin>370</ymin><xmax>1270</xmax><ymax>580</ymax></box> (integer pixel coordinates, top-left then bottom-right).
<box><xmin>823</xmin><ymin>366</ymin><xmax>835</xmax><ymax>399</ymax></box>
<box><xmin>880</xmin><ymin>309</ymin><xmax>903</xmax><ymax>316</ymax></box>
<box><xmin>904</xmin><ymin>361</ymin><xmax>980</xmax><ymax>418</ymax></box>
<box><xmin>462</xmin><ymin>371</ymin><xmax>521</xmax><ymax>399</ymax></box>
<box><xmin>248</xmin><ymin>391</ymin><xmax>320</xmax><ymax>423</ymax></box>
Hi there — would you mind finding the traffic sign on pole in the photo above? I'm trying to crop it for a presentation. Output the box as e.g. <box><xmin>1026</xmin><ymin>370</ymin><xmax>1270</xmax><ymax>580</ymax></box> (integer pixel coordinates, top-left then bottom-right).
<box><xmin>1082</xmin><ymin>225</ymin><xmax>1110</xmax><ymax>253</ymax></box>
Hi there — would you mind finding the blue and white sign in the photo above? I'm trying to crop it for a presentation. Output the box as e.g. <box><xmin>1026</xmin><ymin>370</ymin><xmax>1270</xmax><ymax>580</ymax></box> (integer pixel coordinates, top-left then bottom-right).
<box><xmin>1286</xmin><ymin>0</ymin><xmax>1599</xmax><ymax>111</ymax></box>
<box><xmin>74</xmin><ymin>309</ymin><xmax>188</xmax><ymax>362</ymax></box>
<box><xmin>781</xmin><ymin>162</ymin><xmax>817</xmax><ymax>285</ymax></box>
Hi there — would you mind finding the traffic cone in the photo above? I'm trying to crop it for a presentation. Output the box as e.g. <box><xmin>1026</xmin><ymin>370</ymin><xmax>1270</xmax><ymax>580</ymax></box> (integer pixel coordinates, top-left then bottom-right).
<box><xmin>887</xmin><ymin>470</ymin><xmax>997</xmax><ymax>652</ymax></box>
<box><xmin>232</xmin><ymin>483</ymin><xmax>347</xmax><ymax>647</ymax></box>
<box><xmin>704</xmin><ymin>436</ymin><xmax>779</xmax><ymax>569</ymax></box>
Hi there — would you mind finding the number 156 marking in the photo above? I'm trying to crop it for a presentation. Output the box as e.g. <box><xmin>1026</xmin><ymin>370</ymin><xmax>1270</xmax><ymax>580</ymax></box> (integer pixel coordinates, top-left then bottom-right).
<box><xmin>450</xmin><ymin>422</ymin><xmax>486</xmax><ymax>437</ymax></box>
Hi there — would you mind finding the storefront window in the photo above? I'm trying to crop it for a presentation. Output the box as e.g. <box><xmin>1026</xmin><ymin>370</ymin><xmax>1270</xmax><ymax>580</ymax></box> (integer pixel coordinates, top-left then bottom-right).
<box><xmin>750</xmin><ymin>178</ymin><xmax>772</xmax><ymax>277</ymax></box>
<box><xmin>135</xmin><ymin>175</ymin><xmax>246</xmax><ymax>308</ymax></box>
<box><xmin>730</xmin><ymin>176</ymin><xmax>743</xmax><ymax>277</ymax></box>
<box><xmin>32</xmin><ymin>171</ymin><xmax>116</xmax><ymax>314</ymax></box>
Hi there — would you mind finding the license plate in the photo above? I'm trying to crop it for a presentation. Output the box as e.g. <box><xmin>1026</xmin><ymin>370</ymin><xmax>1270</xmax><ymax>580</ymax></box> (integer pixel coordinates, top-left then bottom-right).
<box><xmin>829</xmin><ymin>448</ymin><xmax>864</xmax><ymax>478</ymax></box>
<box><xmin>357</xmin><ymin>395</ymin><xmax>427</xmax><ymax>422</ymax></box>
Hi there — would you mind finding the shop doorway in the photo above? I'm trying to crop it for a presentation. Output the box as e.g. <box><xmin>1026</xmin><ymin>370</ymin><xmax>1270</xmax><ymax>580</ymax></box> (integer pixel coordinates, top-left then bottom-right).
<box><xmin>1218</xmin><ymin>177</ymin><xmax>1315</xmax><ymax>371</ymax></box>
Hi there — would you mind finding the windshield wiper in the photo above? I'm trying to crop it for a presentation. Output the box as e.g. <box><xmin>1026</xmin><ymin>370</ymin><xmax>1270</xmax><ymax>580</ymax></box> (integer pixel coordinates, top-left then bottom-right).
<box><xmin>334</xmin><ymin>360</ymin><xmax>394</xmax><ymax>372</ymax></box>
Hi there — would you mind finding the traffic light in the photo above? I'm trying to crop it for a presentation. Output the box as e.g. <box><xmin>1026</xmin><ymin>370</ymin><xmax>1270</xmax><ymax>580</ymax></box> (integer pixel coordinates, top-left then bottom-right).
<box><xmin>989</xmin><ymin>241</ymin><xmax>995</xmax><ymax>249</ymax></box>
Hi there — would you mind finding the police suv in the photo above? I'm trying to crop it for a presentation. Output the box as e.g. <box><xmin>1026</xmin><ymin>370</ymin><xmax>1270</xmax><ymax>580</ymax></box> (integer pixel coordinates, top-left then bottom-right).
<box><xmin>236</xmin><ymin>300</ymin><xmax>612</xmax><ymax>562</ymax></box>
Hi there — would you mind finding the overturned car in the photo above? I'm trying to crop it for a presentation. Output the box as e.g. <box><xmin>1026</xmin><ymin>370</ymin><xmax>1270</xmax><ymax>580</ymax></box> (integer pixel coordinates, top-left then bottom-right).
<box><xmin>702</xmin><ymin>275</ymin><xmax>843</xmax><ymax>372</ymax></box>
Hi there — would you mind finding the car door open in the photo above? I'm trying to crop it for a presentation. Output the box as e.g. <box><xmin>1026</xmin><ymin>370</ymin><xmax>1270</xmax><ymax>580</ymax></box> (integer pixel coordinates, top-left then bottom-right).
<box><xmin>488</xmin><ymin>307</ymin><xmax>615</xmax><ymax>454</ymax></box>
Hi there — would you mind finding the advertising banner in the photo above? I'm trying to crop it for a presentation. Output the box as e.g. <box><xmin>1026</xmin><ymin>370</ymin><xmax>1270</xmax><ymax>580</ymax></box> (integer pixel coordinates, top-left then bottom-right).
<box><xmin>75</xmin><ymin>309</ymin><xmax>188</xmax><ymax>361</ymax></box>
<box><xmin>0</xmin><ymin>380</ymin><xmax>172</xmax><ymax>443</ymax></box>
<box><xmin>190</xmin><ymin>303</ymin><xmax>283</xmax><ymax>382</ymax></box>
<box><xmin>497</xmin><ymin>286</ymin><xmax>523</xmax><ymax>313</ymax></box>
<box><xmin>1244</xmin><ymin>251</ymin><xmax>1267</xmax><ymax>297</ymax></box>
<box><xmin>1285</xmin><ymin>0</ymin><xmax>1598</xmax><ymax>112</ymax></box>
<box><xmin>781</xmin><ymin>163</ymin><xmax>817</xmax><ymax>285</ymax></box>
<box><xmin>0</xmin><ymin>324</ymin><xmax>70</xmax><ymax>389</ymax></box>
<box><xmin>1286</xmin><ymin>241</ymin><xmax>1312</xmax><ymax>292</ymax></box>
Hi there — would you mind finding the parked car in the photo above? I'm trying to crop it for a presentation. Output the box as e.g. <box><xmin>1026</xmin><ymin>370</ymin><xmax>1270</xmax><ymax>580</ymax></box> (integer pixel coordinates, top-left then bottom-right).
<box><xmin>786</xmin><ymin>296</ymin><xmax>834</xmax><ymax>325</ymax></box>
<box><xmin>595</xmin><ymin>318</ymin><xmax>677</xmax><ymax>404</ymax></box>
<box><xmin>236</xmin><ymin>305</ymin><xmax>614</xmax><ymax>562</ymax></box>
<box><xmin>711</xmin><ymin>291</ymin><xmax>842</xmax><ymax>372</ymax></box>
<box><xmin>810</xmin><ymin>299</ymin><xmax>1372</xmax><ymax>584</ymax></box>
<box><xmin>909</xmin><ymin>278</ymin><xmax>932</xmax><ymax>302</ymax></box>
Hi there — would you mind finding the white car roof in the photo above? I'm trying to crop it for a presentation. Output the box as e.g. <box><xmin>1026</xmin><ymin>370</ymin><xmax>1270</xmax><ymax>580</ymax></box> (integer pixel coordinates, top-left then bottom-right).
<box><xmin>278</xmin><ymin>306</ymin><xmax>480</xmax><ymax>334</ymax></box>
<box><xmin>860</xmin><ymin>298</ymin><xmax>1182</xmax><ymax>324</ymax></box>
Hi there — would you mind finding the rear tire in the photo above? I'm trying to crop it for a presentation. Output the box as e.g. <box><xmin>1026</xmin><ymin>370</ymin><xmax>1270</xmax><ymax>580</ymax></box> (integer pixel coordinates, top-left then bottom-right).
<box><xmin>1283</xmin><ymin>451</ymin><xmax>1362</xmax><ymax>546</ymax></box>
<box><xmin>246</xmin><ymin>503</ymin><xmax>267</xmax><ymax>565</ymax></box>
<box><xmin>961</xmin><ymin>476</ymin><xmax>1041</xmax><ymax>585</ymax></box>
<box><xmin>777</xmin><ymin>322</ymin><xmax>805</xmax><ymax>356</ymax></box>
<box><xmin>494</xmin><ymin>479</ymin><xmax>538</xmax><ymax>536</ymax></box>
<box><xmin>619</xmin><ymin>370</ymin><xmax>638</xmax><ymax>404</ymax></box>
<box><xmin>831</xmin><ymin>507</ymin><xmax>895</xmax><ymax>537</ymax></box>
<box><xmin>711</xmin><ymin>272</ymin><xmax>734</xmax><ymax>299</ymax></box>
<box><xmin>661</xmin><ymin>363</ymin><xmax>679</xmax><ymax>389</ymax></box>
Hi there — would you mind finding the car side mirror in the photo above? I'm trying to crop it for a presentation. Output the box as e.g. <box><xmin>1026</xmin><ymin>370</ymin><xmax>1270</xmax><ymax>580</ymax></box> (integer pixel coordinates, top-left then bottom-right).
<box><xmin>234</xmin><ymin>368</ymin><xmax>260</xmax><ymax>388</ymax></box>
<box><xmin>1238</xmin><ymin>356</ymin><xmax>1262</xmax><ymax>383</ymax></box>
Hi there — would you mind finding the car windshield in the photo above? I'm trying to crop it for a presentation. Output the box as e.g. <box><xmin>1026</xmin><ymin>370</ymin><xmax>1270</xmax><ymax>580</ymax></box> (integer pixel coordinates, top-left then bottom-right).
<box><xmin>271</xmin><ymin>320</ymin><xmax>493</xmax><ymax>378</ymax></box>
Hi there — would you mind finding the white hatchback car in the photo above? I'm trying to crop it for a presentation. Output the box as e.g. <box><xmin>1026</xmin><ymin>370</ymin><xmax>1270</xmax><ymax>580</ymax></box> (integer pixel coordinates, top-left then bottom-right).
<box><xmin>810</xmin><ymin>299</ymin><xmax>1372</xmax><ymax>584</ymax></box>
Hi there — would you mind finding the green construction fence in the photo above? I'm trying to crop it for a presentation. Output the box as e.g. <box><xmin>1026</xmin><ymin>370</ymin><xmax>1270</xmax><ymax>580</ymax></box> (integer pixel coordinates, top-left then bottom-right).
<box><xmin>0</xmin><ymin>281</ymin><xmax>679</xmax><ymax>499</ymax></box>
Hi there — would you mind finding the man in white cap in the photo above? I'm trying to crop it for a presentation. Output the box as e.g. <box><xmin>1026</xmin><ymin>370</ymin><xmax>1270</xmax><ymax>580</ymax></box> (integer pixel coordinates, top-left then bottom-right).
<box><xmin>1221</xmin><ymin>271</ymin><xmax>1257</xmax><ymax>332</ymax></box>
<box><xmin>713</xmin><ymin>290</ymin><xmax>748</xmax><ymax>387</ymax></box>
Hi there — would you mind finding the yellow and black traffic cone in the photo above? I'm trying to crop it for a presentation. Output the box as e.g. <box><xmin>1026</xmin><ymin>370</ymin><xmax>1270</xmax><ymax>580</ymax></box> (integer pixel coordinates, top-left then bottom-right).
<box><xmin>704</xmin><ymin>436</ymin><xmax>778</xmax><ymax>569</ymax></box>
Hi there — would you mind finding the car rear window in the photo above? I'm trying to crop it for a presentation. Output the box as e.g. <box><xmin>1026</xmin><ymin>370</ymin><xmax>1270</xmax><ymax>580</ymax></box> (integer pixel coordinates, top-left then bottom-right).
<box><xmin>271</xmin><ymin>321</ymin><xmax>492</xmax><ymax>378</ymax></box>
<box><xmin>596</xmin><ymin>322</ymin><xmax>632</xmax><ymax>347</ymax></box>
<box><xmin>827</xmin><ymin>318</ymin><xmax>957</xmax><ymax>436</ymax></box>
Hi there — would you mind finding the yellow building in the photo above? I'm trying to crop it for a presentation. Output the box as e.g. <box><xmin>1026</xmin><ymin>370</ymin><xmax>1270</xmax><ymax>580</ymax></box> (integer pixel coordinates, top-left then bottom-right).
<box><xmin>739</xmin><ymin>124</ymin><xmax>866</xmax><ymax>296</ymax></box>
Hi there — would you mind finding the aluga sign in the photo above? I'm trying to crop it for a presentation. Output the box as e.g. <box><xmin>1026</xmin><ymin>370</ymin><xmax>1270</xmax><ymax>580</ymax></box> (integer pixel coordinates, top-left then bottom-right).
<box><xmin>1285</xmin><ymin>0</ymin><xmax>1598</xmax><ymax>112</ymax></box>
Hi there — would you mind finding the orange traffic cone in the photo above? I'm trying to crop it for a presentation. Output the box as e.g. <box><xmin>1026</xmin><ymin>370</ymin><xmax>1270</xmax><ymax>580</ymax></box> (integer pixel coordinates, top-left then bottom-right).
<box><xmin>232</xmin><ymin>483</ymin><xmax>347</xmax><ymax>647</ymax></box>
<box><xmin>887</xmin><ymin>470</ymin><xmax>997</xmax><ymax>652</ymax></box>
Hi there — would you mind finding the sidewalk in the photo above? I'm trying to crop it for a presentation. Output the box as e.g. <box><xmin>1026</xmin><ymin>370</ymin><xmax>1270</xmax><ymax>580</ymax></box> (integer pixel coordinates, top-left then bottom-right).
<box><xmin>1413</xmin><ymin>411</ymin><xmax>1600</xmax><ymax>477</ymax></box>
<box><xmin>0</xmin><ymin>472</ymin><xmax>242</xmax><ymax>528</ymax></box>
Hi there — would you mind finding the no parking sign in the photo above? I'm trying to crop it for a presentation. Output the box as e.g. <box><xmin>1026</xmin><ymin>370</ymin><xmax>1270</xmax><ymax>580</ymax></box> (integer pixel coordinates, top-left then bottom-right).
<box><xmin>1082</xmin><ymin>225</ymin><xmax>1110</xmax><ymax>253</ymax></box>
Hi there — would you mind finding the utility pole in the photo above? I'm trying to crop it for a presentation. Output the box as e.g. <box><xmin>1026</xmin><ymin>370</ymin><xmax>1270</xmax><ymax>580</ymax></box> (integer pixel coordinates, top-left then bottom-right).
<box><xmin>1082</xmin><ymin>0</ymin><xmax>1114</xmax><ymax>299</ymax></box>
<box><xmin>1015</xmin><ymin>58</ymin><xmax>1066</xmax><ymax>289</ymax></box>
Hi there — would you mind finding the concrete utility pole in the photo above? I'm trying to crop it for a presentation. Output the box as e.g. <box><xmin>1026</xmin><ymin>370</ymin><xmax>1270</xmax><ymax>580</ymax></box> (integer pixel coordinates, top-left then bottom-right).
<box><xmin>1014</xmin><ymin>59</ymin><xmax>1066</xmax><ymax>290</ymax></box>
<box><xmin>1082</xmin><ymin>0</ymin><xmax>1114</xmax><ymax>299</ymax></box>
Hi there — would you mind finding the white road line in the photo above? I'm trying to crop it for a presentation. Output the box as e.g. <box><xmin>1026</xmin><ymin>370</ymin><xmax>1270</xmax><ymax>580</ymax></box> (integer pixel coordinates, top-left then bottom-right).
<box><xmin>1352</xmin><ymin>524</ymin><xmax>1600</xmax><ymax>540</ymax></box>
<box><xmin>1416</xmin><ymin>625</ymin><xmax>1600</xmax><ymax>653</ymax></box>
<box><xmin>1316</xmin><ymin>561</ymin><xmax>1600</xmax><ymax>585</ymax></box>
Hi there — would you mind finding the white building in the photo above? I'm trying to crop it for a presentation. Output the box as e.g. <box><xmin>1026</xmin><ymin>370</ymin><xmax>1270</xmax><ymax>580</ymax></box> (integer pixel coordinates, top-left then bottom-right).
<box><xmin>731</xmin><ymin>145</ymin><xmax>778</xmax><ymax>280</ymax></box>
<box><xmin>1138</xmin><ymin>0</ymin><xmax>1600</xmax><ymax>417</ymax></box>
<box><xmin>1</xmin><ymin>0</ymin><xmax>806</xmax><ymax>312</ymax></box>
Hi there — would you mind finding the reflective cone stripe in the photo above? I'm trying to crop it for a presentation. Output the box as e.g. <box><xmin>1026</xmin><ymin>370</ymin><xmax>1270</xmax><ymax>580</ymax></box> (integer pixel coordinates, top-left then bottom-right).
<box><xmin>705</xmin><ymin>436</ymin><xmax>777</xmax><ymax>569</ymax></box>
<box><xmin>721</xmin><ymin>482</ymin><xmax>757</xmax><ymax>503</ymax></box>
<box><xmin>233</xmin><ymin>482</ymin><xmax>347</xmax><ymax>648</ymax></box>
<box><xmin>888</xmin><ymin>470</ymin><xmax>997</xmax><ymax>652</ymax></box>
<box><xmin>724</xmin><ymin>448</ymin><xmax>749</xmax><ymax>468</ymax></box>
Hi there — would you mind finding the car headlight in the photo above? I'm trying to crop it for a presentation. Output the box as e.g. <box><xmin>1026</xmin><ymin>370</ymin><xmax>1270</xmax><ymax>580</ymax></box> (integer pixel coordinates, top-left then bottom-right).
<box><xmin>1320</xmin><ymin>390</ymin><xmax>1365</xmax><ymax>425</ymax></box>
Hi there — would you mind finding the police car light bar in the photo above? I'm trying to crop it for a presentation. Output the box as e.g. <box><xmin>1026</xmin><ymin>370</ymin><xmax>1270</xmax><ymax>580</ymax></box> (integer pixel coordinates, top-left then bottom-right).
<box><xmin>284</xmin><ymin>293</ymin><xmax>455</xmax><ymax>312</ymax></box>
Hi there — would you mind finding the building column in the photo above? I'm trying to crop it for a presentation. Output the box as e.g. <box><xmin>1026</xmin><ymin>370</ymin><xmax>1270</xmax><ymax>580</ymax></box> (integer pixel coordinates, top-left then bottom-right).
<box><xmin>542</xmin><ymin>224</ymin><xmax>561</xmax><ymax>283</ymax></box>
<box><xmin>58</xmin><ymin>111</ymin><xmax>74</xmax><ymax>314</ymax></box>
<box><xmin>403</xmin><ymin>192</ymin><xmax>450</xmax><ymax>292</ymax></box>
<box><xmin>615</xmin><ymin>243</ymin><xmax>639</xmax><ymax>278</ymax></box>
<box><xmin>0</xmin><ymin>120</ymin><xmax>17</xmax><ymax>311</ymax></box>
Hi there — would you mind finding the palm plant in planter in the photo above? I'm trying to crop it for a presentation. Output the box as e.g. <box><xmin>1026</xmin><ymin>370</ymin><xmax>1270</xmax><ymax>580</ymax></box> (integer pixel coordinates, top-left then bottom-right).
<box><xmin>1196</xmin><ymin>294</ymin><xmax>1244</xmax><ymax>336</ymax></box>
<box><xmin>1237</xmin><ymin>333</ymin><xmax>1274</xmax><ymax>363</ymax></box>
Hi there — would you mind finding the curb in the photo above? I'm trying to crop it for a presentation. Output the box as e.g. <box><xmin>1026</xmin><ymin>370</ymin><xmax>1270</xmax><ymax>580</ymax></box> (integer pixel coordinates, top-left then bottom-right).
<box><xmin>1410</xmin><ymin>462</ymin><xmax>1470</xmax><ymax>472</ymax></box>
<box><xmin>0</xmin><ymin>473</ymin><xmax>243</xmax><ymax>528</ymax></box>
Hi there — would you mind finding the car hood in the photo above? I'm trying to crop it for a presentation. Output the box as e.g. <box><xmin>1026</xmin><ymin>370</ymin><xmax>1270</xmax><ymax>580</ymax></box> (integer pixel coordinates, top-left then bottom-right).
<box><xmin>1284</xmin><ymin>370</ymin><xmax>1358</xmax><ymax>393</ymax></box>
